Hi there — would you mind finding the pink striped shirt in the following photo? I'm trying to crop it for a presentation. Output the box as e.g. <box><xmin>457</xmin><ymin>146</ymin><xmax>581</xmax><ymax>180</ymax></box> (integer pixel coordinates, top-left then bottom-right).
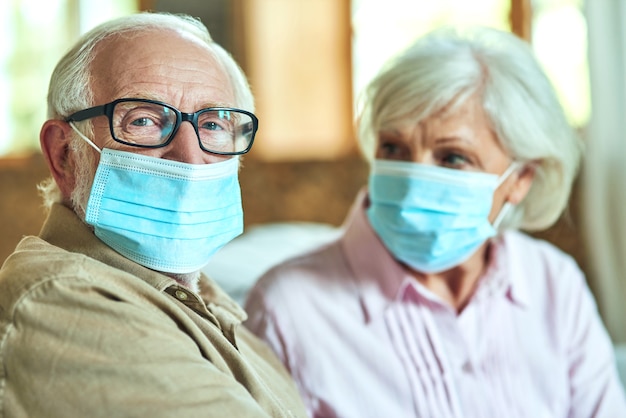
<box><xmin>245</xmin><ymin>193</ymin><xmax>626</xmax><ymax>418</ymax></box>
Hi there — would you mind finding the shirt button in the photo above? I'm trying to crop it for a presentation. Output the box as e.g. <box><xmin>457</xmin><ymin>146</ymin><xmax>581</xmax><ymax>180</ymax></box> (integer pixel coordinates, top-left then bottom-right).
<box><xmin>462</xmin><ymin>361</ymin><xmax>474</xmax><ymax>374</ymax></box>
<box><xmin>175</xmin><ymin>290</ymin><xmax>188</xmax><ymax>300</ymax></box>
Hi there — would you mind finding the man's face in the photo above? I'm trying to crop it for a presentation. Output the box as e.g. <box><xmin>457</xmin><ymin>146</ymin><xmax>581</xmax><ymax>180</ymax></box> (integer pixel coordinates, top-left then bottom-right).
<box><xmin>69</xmin><ymin>28</ymin><xmax>237</xmax><ymax>216</ymax></box>
<box><xmin>88</xmin><ymin>29</ymin><xmax>236</xmax><ymax>165</ymax></box>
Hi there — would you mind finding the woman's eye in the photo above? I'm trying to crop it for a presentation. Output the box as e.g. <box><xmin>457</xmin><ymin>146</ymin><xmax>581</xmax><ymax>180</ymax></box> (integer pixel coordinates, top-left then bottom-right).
<box><xmin>381</xmin><ymin>142</ymin><xmax>397</xmax><ymax>154</ymax></box>
<box><xmin>377</xmin><ymin>141</ymin><xmax>409</xmax><ymax>160</ymax></box>
<box><xmin>440</xmin><ymin>152</ymin><xmax>470</xmax><ymax>168</ymax></box>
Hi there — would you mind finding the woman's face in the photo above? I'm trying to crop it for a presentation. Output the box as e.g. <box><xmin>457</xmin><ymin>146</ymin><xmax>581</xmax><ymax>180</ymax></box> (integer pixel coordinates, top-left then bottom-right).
<box><xmin>375</xmin><ymin>96</ymin><xmax>509</xmax><ymax>172</ymax></box>
<box><xmin>374</xmin><ymin>96</ymin><xmax>532</xmax><ymax>222</ymax></box>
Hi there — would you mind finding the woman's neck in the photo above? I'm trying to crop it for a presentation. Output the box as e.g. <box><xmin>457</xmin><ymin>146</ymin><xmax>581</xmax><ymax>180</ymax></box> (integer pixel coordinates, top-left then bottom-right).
<box><xmin>408</xmin><ymin>241</ymin><xmax>491</xmax><ymax>313</ymax></box>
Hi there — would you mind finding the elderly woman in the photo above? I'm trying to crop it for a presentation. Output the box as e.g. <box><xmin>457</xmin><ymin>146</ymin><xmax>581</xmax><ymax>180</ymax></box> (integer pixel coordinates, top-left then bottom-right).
<box><xmin>245</xmin><ymin>26</ymin><xmax>626</xmax><ymax>417</ymax></box>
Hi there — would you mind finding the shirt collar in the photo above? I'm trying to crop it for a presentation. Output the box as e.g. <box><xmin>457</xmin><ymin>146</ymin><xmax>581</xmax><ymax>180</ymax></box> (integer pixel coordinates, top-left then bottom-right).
<box><xmin>338</xmin><ymin>192</ymin><xmax>531</xmax><ymax>323</ymax></box>
<box><xmin>340</xmin><ymin>189</ymin><xmax>414</xmax><ymax>322</ymax></box>
<box><xmin>489</xmin><ymin>231</ymin><xmax>532</xmax><ymax>308</ymax></box>
<box><xmin>39</xmin><ymin>203</ymin><xmax>247</xmax><ymax>321</ymax></box>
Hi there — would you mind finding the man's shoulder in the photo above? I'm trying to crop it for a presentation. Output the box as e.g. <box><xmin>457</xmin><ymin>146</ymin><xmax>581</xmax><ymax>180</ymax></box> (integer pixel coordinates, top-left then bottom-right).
<box><xmin>2</xmin><ymin>234</ymin><xmax>119</xmax><ymax>282</ymax></box>
<box><xmin>0</xmin><ymin>235</ymin><xmax>149</xmax><ymax>319</ymax></box>
<box><xmin>0</xmin><ymin>238</ymin><xmax>308</xmax><ymax>418</ymax></box>
<box><xmin>1</xmin><ymin>235</ymin><xmax>90</xmax><ymax>286</ymax></box>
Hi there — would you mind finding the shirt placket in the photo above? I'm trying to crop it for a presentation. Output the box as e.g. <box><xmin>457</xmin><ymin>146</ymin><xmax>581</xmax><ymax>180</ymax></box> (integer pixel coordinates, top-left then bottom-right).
<box><xmin>391</xmin><ymin>283</ymin><xmax>465</xmax><ymax>417</ymax></box>
<box><xmin>164</xmin><ymin>285</ymin><xmax>241</xmax><ymax>347</ymax></box>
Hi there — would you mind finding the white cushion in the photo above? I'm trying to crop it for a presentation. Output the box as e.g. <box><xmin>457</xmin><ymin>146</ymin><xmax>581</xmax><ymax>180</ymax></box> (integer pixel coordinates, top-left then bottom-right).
<box><xmin>615</xmin><ymin>343</ymin><xmax>626</xmax><ymax>388</ymax></box>
<box><xmin>203</xmin><ymin>222</ymin><xmax>340</xmax><ymax>305</ymax></box>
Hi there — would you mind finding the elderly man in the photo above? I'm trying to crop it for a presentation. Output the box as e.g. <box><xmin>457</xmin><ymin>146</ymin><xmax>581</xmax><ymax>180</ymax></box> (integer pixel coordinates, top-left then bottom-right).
<box><xmin>0</xmin><ymin>12</ymin><xmax>306</xmax><ymax>418</ymax></box>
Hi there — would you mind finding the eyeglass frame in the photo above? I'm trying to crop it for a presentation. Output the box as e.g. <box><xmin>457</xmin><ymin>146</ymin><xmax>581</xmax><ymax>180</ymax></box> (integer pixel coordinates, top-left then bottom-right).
<box><xmin>64</xmin><ymin>98</ymin><xmax>259</xmax><ymax>156</ymax></box>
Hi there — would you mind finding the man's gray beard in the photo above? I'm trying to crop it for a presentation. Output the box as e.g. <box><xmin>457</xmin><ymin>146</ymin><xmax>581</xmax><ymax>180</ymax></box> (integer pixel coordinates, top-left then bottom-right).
<box><xmin>68</xmin><ymin>136</ymin><xmax>97</xmax><ymax>221</ymax></box>
<box><xmin>69</xmin><ymin>140</ymin><xmax>202</xmax><ymax>291</ymax></box>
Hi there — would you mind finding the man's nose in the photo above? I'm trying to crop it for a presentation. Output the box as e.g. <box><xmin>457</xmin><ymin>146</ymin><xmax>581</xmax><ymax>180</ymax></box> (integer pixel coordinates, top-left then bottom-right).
<box><xmin>161</xmin><ymin>121</ymin><xmax>222</xmax><ymax>164</ymax></box>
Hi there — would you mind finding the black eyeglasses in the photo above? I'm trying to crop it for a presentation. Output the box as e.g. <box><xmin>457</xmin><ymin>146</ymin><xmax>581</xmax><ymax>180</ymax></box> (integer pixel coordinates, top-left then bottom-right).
<box><xmin>65</xmin><ymin>98</ymin><xmax>258</xmax><ymax>155</ymax></box>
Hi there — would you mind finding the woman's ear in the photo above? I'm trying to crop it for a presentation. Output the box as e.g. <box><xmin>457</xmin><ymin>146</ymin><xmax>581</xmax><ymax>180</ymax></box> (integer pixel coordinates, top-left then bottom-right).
<box><xmin>40</xmin><ymin>120</ymin><xmax>77</xmax><ymax>201</ymax></box>
<box><xmin>507</xmin><ymin>163</ymin><xmax>537</xmax><ymax>205</ymax></box>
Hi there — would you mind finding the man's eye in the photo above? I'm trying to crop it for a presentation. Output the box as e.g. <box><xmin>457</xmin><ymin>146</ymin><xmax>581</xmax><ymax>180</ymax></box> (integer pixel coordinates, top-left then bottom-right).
<box><xmin>130</xmin><ymin>117</ymin><xmax>155</xmax><ymax>127</ymax></box>
<box><xmin>202</xmin><ymin>121</ymin><xmax>224</xmax><ymax>131</ymax></box>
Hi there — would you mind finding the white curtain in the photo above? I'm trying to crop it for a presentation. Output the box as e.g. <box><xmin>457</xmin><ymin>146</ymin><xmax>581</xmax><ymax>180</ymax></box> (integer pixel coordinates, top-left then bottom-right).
<box><xmin>583</xmin><ymin>0</ymin><xmax>626</xmax><ymax>343</ymax></box>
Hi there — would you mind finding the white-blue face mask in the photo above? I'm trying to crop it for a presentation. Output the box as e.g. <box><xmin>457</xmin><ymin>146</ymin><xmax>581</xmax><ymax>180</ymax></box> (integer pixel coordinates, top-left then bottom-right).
<box><xmin>367</xmin><ymin>159</ymin><xmax>519</xmax><ymax>274</ymax></box>
<box><xmin>81</xmin><ymin>144</ymin><xmax>244</xmax><ymax>274</ymax></box>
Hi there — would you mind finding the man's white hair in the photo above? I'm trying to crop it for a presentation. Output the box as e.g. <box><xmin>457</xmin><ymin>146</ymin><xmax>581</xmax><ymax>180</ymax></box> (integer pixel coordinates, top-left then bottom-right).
<box><xmin>39</xmin><ymin>12</ymin><xmax>254</xmax><ymax>209</ymax></box>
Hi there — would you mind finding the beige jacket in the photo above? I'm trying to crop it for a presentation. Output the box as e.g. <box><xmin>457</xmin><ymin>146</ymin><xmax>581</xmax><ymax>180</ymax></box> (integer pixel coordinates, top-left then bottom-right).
<box><xmin>0</xmin><ymin>204</ymin><xmax>306</xmax><ymax>418</ymax></box>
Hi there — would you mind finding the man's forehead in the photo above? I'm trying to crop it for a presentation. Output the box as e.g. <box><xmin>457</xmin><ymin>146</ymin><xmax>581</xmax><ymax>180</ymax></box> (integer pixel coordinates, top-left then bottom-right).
<box><xmin>88</xmin><ymin>28</ymin><xmax>227</xmax><ymax>104</ymax></box>
<box><xmin>92</xmin><ymin>28</ymin><xmax>213</xmax><ymax>65</ymax></box>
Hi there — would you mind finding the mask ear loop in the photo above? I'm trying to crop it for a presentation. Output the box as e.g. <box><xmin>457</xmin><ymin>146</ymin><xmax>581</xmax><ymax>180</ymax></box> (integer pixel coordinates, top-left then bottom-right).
<box><xmin>492</xmin><ymin>202</ymin><xmax>512</xmax><ymax>229</ymax></box>
<box><xmin>495</xmin><ymin>162</ymin><xmax>522</xmax><ymax>187</ymax></box>
<box><xmin>492</xmin><ymin>162</ymin><xmax>523</xmax><ymax>229</ymax></box>
<box><xmin>68</xmin><ymin>121</ymin><xmax>102</xmax><ymax>154</ymax></box>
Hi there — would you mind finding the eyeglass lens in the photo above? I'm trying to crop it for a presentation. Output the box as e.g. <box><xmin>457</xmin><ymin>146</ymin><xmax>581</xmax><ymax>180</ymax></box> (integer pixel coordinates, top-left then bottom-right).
<box><xmin>112</xmin><ymin>101</ymin><xmax>254</xmax><ymax>154</ymax></box>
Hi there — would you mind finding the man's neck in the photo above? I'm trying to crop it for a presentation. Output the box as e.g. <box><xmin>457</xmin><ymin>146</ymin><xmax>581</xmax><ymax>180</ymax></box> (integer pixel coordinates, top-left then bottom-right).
<box><xmin>165</xmin><ymin>271</ymin><xmax>201</xmax><ymax>293</ymax></box>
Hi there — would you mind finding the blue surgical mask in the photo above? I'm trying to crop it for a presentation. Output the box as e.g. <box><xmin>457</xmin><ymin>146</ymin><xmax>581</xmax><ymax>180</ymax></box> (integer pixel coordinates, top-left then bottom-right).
<box><xmin>367</xmin><ymin>159</ymin><xmax>518</xmax><ymax>273</ymax></box>
<box><xmin>81</xmin><ymin>143</ymin><xmax>243</xmax><ymax>274</ymax></box>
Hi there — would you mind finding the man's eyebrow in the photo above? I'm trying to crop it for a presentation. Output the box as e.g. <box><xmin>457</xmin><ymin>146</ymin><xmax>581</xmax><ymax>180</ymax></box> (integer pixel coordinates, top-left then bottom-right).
<box><xmin>198</xmin><ymin>101</ymin><xmax>233</xmax><ymax>109</ymax></box>
<box><xmin>113</xmin><ymin>95</ymin><xmax>234</xmax><ymax>110</ymax></box>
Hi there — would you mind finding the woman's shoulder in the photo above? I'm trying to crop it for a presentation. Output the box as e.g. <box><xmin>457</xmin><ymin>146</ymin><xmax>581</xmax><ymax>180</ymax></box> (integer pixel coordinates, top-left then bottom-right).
<box><xmin>254</xmin><ymin>238</ymin><xmax>351</xmax><ymax>292</ymax></box>
<box><xmin>244</xmin><ymin>237</ymin><xmax>363</xmax><ymax>331</ymax></box>
<box><xmin>498</xmin><ymin>229</ymin><xmax>587</xmax><ymax>296</ymax></box>
<box><xmin>501</xmin><ymin>229</ymin><xmax>580</xmax><ymax>267</ymax></box>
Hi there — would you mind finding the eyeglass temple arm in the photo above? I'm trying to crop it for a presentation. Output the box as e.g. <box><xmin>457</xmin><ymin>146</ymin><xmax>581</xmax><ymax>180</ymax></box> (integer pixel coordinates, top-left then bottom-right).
<box><xmin>65</xmin><ymin>104</ymin><xmax>109</xmax><ymax>122</ymax></box>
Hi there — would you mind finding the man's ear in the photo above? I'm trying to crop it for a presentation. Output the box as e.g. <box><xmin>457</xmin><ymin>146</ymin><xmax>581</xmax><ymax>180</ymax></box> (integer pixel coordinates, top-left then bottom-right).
<box><xmin>507</xmin><ymin>163</ymin><xmax>536</xmax><ymax>205</ymax></box>
<box><xmin>40</xmin><ymin>120</ymin><xmax>77</xmax><ymax>201</ymax></box>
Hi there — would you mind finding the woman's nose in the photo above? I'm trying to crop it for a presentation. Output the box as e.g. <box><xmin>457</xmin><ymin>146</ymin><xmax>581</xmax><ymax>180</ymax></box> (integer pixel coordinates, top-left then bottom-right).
<box><xmin>410</xmin><ymin>149</ymin><xmax>435</xmax><ymax>165</ymax></box>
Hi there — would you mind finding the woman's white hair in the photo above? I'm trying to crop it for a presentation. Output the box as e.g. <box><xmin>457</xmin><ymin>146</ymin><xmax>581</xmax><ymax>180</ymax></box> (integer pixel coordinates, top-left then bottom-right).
<box><xmin>357</xmin><ymin>26</ymin><xmax>583</xmax><ymax>231</ymax></box>
<box><xmin>40</xmin><ymin>12</ymin><xmax>254</xmax><ymax>208</ymax></box>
